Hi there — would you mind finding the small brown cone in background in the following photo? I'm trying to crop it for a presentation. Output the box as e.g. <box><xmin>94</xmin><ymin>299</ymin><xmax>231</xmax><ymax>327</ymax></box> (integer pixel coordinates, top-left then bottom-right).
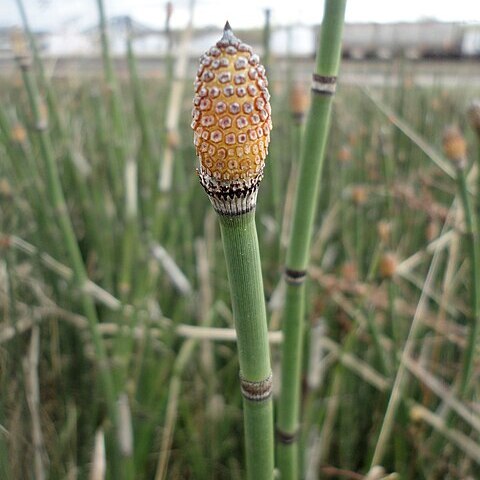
<box><xmin>425</xmin><ymin>219</ymin><xmax>439</xmax><ymax>242</ymax></box>
<box><xmin>290</xmin><ymin>83</ymin><xmax>309</xmax><ymax>123</ymax></box>
<box><xmin>341</xmin><ymin>261</ymin><xmax>358</xmax><ymax>284</ymax></box>
<box><xmin>379</xmin><ymin>252</ymin><xmax>397</xmax><ymax>279</ymax></box>
<box><xmin>338</xmin><ymin>145</ymin><xmax>352</xmax><ymax>165</ymax></box>
<box><xmin>0</xmin><ymin>234</ymin><xmax>11</xmax><ymax>249</ymax></box>
<box><xmin>11</xmin><ymin>123</ymin><xmax>27</xmax><ymax>144</ymax></box>
<box><xmin>377</xmin><ymin>220</ymin><xmax>391</xmax><ymax>244</ymax></box>
<box><xmin>0</xmin><ymin>179</ymin><xmax>12</xmax><ymax>200</ymax></box>
<box><xmin>409</xmin><ymin>405</ymin><xmax>423</xmax><ymax>423</ymax></box>
<box><xmin>351</xmin><ymin>185</ymin><xmax>367</xmax><ymax>206</ymax></box>
<box><xmin>442</xmin><ymin>125</ymin><xmax>467</xmax><ymax>168</ymax></box>
<box><xmin>467</xmin><ymin>100</ymin><xmax>480</xmax><ymax>137</ymax></box>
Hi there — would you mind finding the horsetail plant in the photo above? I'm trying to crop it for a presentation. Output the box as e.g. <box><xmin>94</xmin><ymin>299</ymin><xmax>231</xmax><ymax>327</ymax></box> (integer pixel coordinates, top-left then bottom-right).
<box><xmin>277</xmin><ymin>1</ymin><xmax>347</xmax><ymax>478</ymax></box>
<box><xmin>192</xmin><ymin>23</ymin><xmax>274</xmax><ymax>479</ymax></box>
<box><xmin>467</xmin><ymin>100</ymin><xmax>480</xmax><ymax>230</ymax></box>
<box><xmin>442</xmin><ymin>126</ymin><xmax>480</xmax><ymax>397</ymax></box>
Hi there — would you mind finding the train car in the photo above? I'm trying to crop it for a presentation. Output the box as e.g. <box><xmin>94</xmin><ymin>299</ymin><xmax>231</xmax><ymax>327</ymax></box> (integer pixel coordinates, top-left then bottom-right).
<box><xmin>341</xmin><ymin>21</ymin><xmax>478</xmax><ymax>60</ymax></box>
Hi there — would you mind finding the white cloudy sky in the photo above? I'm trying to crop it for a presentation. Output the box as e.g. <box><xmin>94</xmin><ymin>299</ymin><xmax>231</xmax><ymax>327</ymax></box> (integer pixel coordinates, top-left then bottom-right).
<box><xmin>1</xmin><ymin>0</ymin><xmax>479</xmax><ymax>31</ymax></box>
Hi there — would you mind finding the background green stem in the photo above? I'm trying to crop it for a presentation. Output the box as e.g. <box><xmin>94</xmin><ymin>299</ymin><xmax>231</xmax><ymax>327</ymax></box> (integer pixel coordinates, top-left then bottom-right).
<box><xmin>456</xmin><ymin>166</ymin><xmax>479</xmax><ymax>396</ymax></box>
<box><xmin>95</xmin><ymin>0</ymin><xmax>128</xmax><ymax>208</ymax></box>
<box><xmin>277</xmin><ymin>1</ymin><xmax>347</xmax><ymax>478</ymax></box>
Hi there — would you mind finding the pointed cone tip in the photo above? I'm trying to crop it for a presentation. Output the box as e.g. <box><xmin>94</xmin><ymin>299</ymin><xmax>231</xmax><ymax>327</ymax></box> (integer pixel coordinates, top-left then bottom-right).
<box><xmin>219</xmin><ymin>20</ymin><xmax>238</xmax><ymax>46</ymax></box>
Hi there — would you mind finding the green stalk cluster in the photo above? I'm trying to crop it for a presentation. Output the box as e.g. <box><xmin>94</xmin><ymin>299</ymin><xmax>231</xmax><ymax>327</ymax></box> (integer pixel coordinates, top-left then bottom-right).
<box><xmin>95</xmin><ymin>0</ymin><xmax>137</xmax><ymax>303</ymax></box>
<box><xmin>12</xmin><ymin>43</ymin><xmax>123</xmax><ymax>478</ymax></box>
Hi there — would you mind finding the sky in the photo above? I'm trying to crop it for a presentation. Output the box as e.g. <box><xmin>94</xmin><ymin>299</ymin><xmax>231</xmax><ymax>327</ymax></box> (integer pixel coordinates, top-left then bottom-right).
<box><xmin>0</xmin><ymin>0</ymin><xmax>479</xmax><ymax>32</ymax></box>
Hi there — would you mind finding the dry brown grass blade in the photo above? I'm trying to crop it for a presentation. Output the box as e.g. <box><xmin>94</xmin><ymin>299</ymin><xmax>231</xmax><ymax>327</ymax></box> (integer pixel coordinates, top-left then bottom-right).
<box><xmin>409</xmin><ymin>403</ymin><xmax>480</xmax><ymax>465</ymax></box>
<box><xmin>404</xmin><ymin>356</ymin><xmax>480</xmax><ymax>434</ymax></box>
<box><xmin>89</xmin><ymin>429</ymin><xmax>106</xmax><ymax>480</ymax></box>
<box><xmin>23</xmin><ymin>326</ymin><xmax>48</xmax><ymax>480</ymax></box>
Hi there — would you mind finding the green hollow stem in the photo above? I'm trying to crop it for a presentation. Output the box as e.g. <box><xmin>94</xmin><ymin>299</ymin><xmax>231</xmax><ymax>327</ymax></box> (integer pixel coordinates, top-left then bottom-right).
<box><xmin>15</xmin><ymin>0</ymin><xmax>101</xmax><ymax>241</ymax></box>
<box><xmin>218</xmin><ymin>211</ymin><xmax>274</xmax><ymax>480</ymax></box>
<box><xmin>95</xmin><ymin>13</ymin><xmax>137</xmax><ymax>441</ymax></box>
<box><xmin>355</xmin><ymin>204</ymin><xmax>363</xmax><ymax>277</ymax></box>
<box><xmin>387</xmin><ymin>279</ymin><xmax>398</xmax><ymax>362</ymax></box>
<box><xmin>126</xmin><ymin>35</ymin><xmax>160</xmax><ymax>221</ymax></box>
<box><xmin>277</xmin><ymin>1</ymin><xmax>347</xmax><ymax>478</ymax></box>
<box><xmin>15</xmin><ymin>0</ymin><xmax>62</xmax><ymax>132</ymax></box>
<box><xmin>477</xmin><ymin>142</ymin><xmax>480</xmax><ymax>229</ymax></box>
<box><xmin>17</xmin><ymin>61</ymin><xmax>122</xmax><ymax>479</ymax></box>
<box><xmin>277</xmin><ymin>282</ymin><xmax>305</xmax><ymax>478</ymax></box>
<box><xmin>285</xmin><ymin>9</ymin><xmax>346</xmax><ymax>271</ymax></box>
<box><xmin>456</xmin><ymin>166</ymin><xmax>480</xmax><ymax>397</ymax></box>
<box><xmin>96</xmin><ymin>0</ymin><xmax>127</xmax><ymax>204</ymax></box>
<box><xmin>0</xmin><ymin>107</ymin><xmax>44</xmax><ymax>217</ymax></box>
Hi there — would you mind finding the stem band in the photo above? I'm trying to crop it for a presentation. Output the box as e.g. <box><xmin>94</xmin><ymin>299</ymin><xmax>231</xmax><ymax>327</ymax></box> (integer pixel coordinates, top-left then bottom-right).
<box><xmin>292</xmin><ymin>112</ymin><xmax>305</xmax><ymax>124</ymax></box>
<box><xmin>198</xmin><ymin>169</ymin><xmax>262</xmax><ymax>216</ymax></box>
<box><xmin>284</xmin><ymin>268</ymin><xmax>307</xmax><ymax>285</ymax></box>
<box><xmin>276</xmin><ymin>427</ymin><xmax>299</xmax><ymax>445</ymax></box>
<box><xmin>14</xmin><ymin>53</ymin><xmax>32</xmax><ymax>70</ymax></box>
<box><xmin>240</xmin><ymin>372</ymin><xmax>273</xmax><ymax>401</ymax></box>
<box><xmin>311</xmin><ymin>74</ymin><xmax>337</xmax><ymax>96</ymax></box>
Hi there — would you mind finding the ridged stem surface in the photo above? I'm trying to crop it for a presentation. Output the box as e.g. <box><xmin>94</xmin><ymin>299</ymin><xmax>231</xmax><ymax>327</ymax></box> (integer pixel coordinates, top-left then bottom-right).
<box><xmin>218</xmin><ymin>211</ymin><xmax>273</xmax><ymax>480</ymax></box>
<box><xmin>457</xmin><ymin>167</ymin><xmax>480</xmax><ymax>396</ymax></box>
<box><xmin>96</xmin><ymin>0</ymin><xmax>128</xmax><ymax>208</ymax></box>
<box><xmin>277</xmin><ymin>1</ymin><xmax>347</xmax><ymax>478</ymax></box>
<box><xmin>15</xmin><ymin>0</ymin><xmax>63</xmax><ymax>131</ymax></box>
